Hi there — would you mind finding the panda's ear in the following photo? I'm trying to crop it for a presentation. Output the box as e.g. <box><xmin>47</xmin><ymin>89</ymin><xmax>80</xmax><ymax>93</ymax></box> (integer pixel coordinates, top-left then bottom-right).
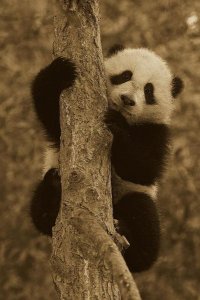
<box><xmin>171</xmin><ymin>76</ymin><xmax>184</xmax><ymax>98</ymax></box>
<box><xmin>108</xmin><ymin>44</ymin><xmax>125</xmax><ymax>57</ymax></box>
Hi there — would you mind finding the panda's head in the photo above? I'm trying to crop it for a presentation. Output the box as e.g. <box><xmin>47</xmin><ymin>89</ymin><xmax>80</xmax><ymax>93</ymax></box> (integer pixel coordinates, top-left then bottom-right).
<box><xmin>105</xmin><ymin>45</ymin><xmax>184</xmax><ymax>125</ymax></box>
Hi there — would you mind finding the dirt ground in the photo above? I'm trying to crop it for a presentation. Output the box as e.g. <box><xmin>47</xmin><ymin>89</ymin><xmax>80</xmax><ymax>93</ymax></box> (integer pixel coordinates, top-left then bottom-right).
<box><xmin>1</xmin><ymin>0</ymin><xmax>200</xmax><ymax>299</ymax></box>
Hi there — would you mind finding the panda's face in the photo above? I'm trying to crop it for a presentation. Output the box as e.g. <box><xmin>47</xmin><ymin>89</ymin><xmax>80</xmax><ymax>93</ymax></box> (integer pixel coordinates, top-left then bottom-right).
<box><xmin>105</xmin><ymin>48</ymin><xmax>178</xmax><ymax>125</ymax></box>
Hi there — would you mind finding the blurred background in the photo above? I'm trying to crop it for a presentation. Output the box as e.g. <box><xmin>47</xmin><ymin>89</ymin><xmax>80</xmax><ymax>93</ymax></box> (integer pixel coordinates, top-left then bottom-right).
<box><xmin>0</xmin><ymin>0</ymin><xmax>200</xmax><ymax>299</ymax></box>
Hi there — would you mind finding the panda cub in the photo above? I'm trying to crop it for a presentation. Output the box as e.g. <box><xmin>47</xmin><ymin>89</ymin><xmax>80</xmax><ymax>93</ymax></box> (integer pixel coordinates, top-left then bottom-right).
<box><xmin>30</xmin><ymin>45</ymin><xmax>183</xmax><ymax>272</ymax></box>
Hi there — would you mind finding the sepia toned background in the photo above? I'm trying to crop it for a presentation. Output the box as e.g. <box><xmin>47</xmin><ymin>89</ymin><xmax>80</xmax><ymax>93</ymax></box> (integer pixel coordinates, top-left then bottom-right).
<box><xmin>1</xmin><ymin>0</ymin><xmax>200</xmax><ymax>299</ymax></box>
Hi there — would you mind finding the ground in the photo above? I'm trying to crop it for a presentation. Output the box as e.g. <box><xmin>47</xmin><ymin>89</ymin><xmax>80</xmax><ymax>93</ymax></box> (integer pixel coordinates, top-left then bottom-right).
<box><xmin>1</xmin><ymin>0</ymin><xmax>200</xmax><ymax>299</ymax></box>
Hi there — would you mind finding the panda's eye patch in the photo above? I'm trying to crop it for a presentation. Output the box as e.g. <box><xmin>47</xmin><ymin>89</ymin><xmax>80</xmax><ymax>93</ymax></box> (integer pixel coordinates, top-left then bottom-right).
<box><xmin>144</xmin><ymin>83</ymin><xmax>156</xmax><ymax>105</ymax></box>
<box><xmin>110</xmin><ymin>70</ymin><xmax>132</xmax><ymax>85</ymax></box>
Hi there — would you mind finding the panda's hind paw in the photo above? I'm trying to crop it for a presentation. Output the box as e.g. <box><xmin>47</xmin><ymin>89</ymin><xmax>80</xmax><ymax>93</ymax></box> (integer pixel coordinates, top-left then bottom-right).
<box><xmin>44</xmin><ymin>168</ymin><xmax>61</xmax><ymax>188</ymax></box>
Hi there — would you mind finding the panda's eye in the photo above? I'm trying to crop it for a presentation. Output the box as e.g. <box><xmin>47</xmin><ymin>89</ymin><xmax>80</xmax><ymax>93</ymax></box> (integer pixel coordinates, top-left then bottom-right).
<box><xmin>144</xmin><ymin>83</ymin><xmax>156</xmax><ymax>105</ymax></box>
<box><xmin>110</xmin><ymin>70</ymin><xmax>132</xmax><ymax>85</ymax></box>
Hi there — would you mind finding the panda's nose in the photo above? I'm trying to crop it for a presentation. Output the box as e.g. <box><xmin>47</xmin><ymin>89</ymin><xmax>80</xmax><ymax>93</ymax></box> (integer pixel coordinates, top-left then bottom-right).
<box><xmin>121</xmin><ymin>95</ymin><xmax>135</xmax><ymax>106</ymax></box>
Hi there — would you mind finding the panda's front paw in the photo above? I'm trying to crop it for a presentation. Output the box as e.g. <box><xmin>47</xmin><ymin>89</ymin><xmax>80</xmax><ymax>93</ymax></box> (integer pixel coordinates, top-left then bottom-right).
<box><xmin>104</xmin><ymin>109</ymin><xmax>129</xmax><ymax>134</ymax></box>
<box><xmin>48</xmin><ymin>57</ymin><xmax>77</xmax><ymax>88</ymax></box>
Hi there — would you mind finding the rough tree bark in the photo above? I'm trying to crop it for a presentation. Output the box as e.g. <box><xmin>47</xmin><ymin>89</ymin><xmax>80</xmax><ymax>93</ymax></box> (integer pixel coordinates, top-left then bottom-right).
<box><xmin>51</xmin><ymin>1</ymin><xmax>141</xmax><ymax>299</ymax></box>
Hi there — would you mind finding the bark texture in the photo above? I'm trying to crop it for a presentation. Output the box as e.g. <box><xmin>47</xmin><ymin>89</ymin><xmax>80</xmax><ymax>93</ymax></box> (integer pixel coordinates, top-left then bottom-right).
<box><xmin>51</xmin><ymin>1</ymin><xmax>141</xmax><ymax>299</ymax></box>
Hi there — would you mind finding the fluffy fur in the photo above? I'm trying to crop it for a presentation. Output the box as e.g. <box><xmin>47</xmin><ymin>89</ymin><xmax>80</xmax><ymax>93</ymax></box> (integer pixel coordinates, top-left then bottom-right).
<box><xmin>31</xmin><ymin>168</ymin><xmax>61</xmax><ymax>235</ymax></box>
<box><xmin>113</xmin><ymin>192</ymin><xmax>160</xmax><ymax>272</ymax></box>
<box><xmin>30</xmin><ymin>46</ymin><xmax>183</xmax><ymax>273</ymax></box>
<box><xmin>105</xmin><ymin>48</ymin><xmax>176</xmax><ymax>125</ymax></box>
<box><xmin>31</xmin><ymin>57</ymin><xmax>76</xmax><ymax>146</ymax></box>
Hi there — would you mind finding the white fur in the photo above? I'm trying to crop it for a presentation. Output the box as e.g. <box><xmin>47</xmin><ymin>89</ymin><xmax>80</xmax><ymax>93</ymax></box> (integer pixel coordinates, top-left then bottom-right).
<box><xmin>112</xmin><ymin>168</ymin><xmax>158</xmax><ymax>204</ymax></box>
<box><xmin>105</xmin><ymin>48</ymin><xmax>174</xmax><ymax>125</ymax></box>
<box><xmin>43</xmin><ymin>146</ymin><xmax>59</xmax><ymax>176</ymax></box>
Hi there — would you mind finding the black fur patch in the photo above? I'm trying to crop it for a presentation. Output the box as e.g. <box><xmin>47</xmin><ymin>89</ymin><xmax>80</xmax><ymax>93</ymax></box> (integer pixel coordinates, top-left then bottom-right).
<box><xmin>30</xmin><ymin>168</ymin><xmax>61</xmax><ymax>236</ymax></box>
<box><xmin>144</xmin><ymin>82</ymin><xmax>156</xmax><ymax>105</ymax></box>
<box><xmin>105</xmin><ymin>109</ymin><xmax>170</xmax><ymax>185</ymax></box>
<box><xmin>113</xmin><ymin>192</ymin><xmax>160</xmax><ymax>272</ymax></box>
<box><xmin>31</xmin><ymin>57</ymin><xmax>77</xmax><ymax>146</ymax></box>
<box><xmin>171</xmin><ymin>76</ymin><xmax>184</xmax><ymax>98</ymax></box>
<box><xmin>110</xmin><ymin>70</ymin><xmax>132</xmax><ymax>85</ymax></box>
<box><xmin>108</xmin><ymin>44</ymin><xmax>125</xmax><ymax>57</ymax></box>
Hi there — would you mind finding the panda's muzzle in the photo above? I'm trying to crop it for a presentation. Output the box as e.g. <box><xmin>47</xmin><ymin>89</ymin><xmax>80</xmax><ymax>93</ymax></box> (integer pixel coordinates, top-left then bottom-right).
<box><xmin>121</xmin><ymin>95</ymin><xmax>135</xmax><ymax>106</ymax></box>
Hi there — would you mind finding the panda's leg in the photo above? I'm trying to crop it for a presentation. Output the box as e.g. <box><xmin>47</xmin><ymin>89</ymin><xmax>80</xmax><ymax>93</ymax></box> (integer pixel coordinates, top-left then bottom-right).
<box><xmin>113</xmin><ymin>192</ymin><xmax>160</xmax><ymax>272</ymax></box>
<box><xmin>32</xmin><ymin>57</ymin><xmax>77</xmax><ymax>145</ymax></box>
<box><xmin>30</xmin><ymin>168</ymin><xmax>61</xmax><ymax>236</ymax></box>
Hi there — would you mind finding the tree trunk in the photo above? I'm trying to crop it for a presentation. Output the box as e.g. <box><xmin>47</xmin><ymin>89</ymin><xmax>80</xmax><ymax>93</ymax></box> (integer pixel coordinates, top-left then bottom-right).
<box><xmin>51</xmin><ymin>1</ymin><xmax>141</xmax><ymax>299</ymax></box>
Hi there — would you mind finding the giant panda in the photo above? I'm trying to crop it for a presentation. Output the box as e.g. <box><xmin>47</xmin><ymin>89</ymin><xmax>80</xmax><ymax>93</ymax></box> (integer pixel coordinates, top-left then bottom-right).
<box><xmin>30</xmin><ymin>45</ymin><xmax>183</xmax><ymax>272</ymax></box>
